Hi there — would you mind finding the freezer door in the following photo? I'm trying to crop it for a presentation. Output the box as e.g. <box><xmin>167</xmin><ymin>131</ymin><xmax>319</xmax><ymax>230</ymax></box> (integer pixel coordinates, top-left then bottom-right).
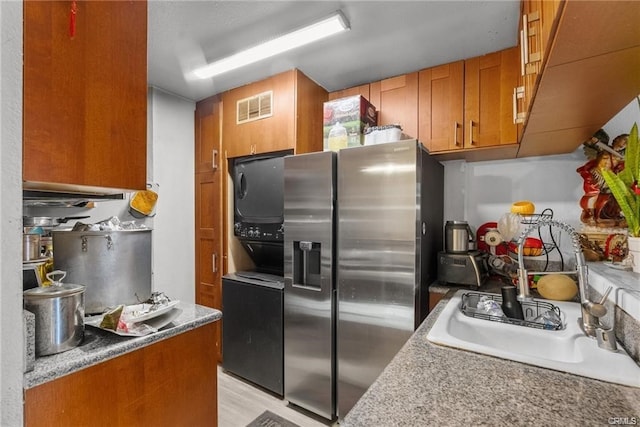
<box><xmin>283</xmin><ymin>151</ymin><xmax>336</xmax><ymax>420</ymax></box>
<box><xmin>336</xmin><ymin>139</ymin><xmax>421</xmax><ymax>419</ymax></box>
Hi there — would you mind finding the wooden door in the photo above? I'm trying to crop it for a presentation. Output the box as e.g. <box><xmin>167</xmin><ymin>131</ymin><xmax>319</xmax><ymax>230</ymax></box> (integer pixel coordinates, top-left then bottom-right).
<box><xmin>464</xmin><ymin>47</ymin><xmax>520</xmax><ymax>149</ymax></box>
<box><xmin>418</xmin><ymin>61</ymin><xmax>464</xmax><ymax>152</ymax></box>
<box><xmin>23</xmin><ymin>0</ymin><xmax>147</xmax><ymax>192</ymax></box>
<box><xmin>195</xmin><ymin>97</ymin><xmax>224</xmax><ymax>362</ymax></box>
<box><xmin>370</xmin><ymin>73</ymin><xmax>419</xmax><ymax>139</ymax></box>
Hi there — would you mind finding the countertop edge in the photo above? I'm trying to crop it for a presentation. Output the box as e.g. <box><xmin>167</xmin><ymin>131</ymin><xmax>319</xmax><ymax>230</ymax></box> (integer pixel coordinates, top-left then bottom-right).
<box><xmin>24</xmin><ymin>303</ymin><xmax>222</xmax><ymax>389</ymax></box>
<box><xmin>341</xmin><ymin>291</ymin><xmax>640</xmax><ymax>426</ymax></box>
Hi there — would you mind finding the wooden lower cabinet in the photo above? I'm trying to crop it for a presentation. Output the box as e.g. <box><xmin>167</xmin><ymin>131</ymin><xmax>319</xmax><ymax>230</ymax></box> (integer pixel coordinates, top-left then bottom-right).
<box><xmin>429</xmin><ymin>291</ymin><xmax>446</xmax><ymax>312</ymax></box>
<box><xmin>24</xmin><ymin>322</ymin><xmax>219</xmax><ymax>427</ymax></box>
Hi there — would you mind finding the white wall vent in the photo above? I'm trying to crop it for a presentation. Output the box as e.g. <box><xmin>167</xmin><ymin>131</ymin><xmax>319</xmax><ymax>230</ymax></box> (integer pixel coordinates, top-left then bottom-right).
<box><xmin>236</xmin><ymin>91</ymin><xmax>273</xmax><ymax>124</ymax></box>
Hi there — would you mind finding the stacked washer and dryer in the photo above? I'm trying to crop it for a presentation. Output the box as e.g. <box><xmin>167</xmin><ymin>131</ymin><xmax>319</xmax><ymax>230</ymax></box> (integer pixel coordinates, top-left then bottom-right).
<box><xmin>221</xmin><ymin>151</ymin><xmax>290</xmax><ymax>396</ymax></box>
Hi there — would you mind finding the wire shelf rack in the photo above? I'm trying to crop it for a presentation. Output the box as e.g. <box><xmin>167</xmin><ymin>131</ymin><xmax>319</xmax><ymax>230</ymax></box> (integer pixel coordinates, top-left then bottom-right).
<box><xmin>460</xmin><ymin>291</ymin><xmax>563</xmax><ymax>331</ymax></box>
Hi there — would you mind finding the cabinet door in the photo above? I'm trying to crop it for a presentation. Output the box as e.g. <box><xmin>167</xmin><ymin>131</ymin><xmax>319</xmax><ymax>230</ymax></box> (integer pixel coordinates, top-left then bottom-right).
<box><xmin>370</xmin><ymin>73</ymin><xmax>419</xmax><ymax>139</ymax></box>
<box><xmin>195</xmin><ymin>96</ymin><xmax>222</xmax><ymax>173</ymax></box>
<box><xmin>195</xmin><ymin>97</ymin><xmax>223</xmax><ymax>362</ymax></box>
<box><xmin>328</xmin><ymin>84</ymin><xmax>370</xmax><ymax>101</ymax></box>
<box><xmin>23</xmin><ymin>0</ymin><xmax>147</xmax><ymax>192</ymax></box>
<box><xmin>464</xmin><ymin>47</ymin><xmax>520</xmax><ymax>148</ymax></box>
<box><xmin>24</xmin><ymin>323</ymin><xmax>218</xmax><ymax>427</ymax></box>
<box><xmin>418</xmin><ymin>61</ymin><xmax>464</xmax><ymax>152</ymax></box>
<box><xmin>222</xmin><ymin>70</ymin><xmax>296</xmax><ymax>158</ymax></box>
<box><xmin>523</xmin><ymin>0</ymin><xmax>561</xmax><ymax>75</ymax></box>
<box><xmin>519</xmin><ymin>0</ymin><xmax>561</xmax><ymax>116</ymax></box>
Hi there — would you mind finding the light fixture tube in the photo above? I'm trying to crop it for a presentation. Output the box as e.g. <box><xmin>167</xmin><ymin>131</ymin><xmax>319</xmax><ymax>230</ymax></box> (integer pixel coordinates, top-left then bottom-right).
<box><xmin>193</xmin><ymin>11</ymin><xmax>349</xmax><ymax>79</ymax></box>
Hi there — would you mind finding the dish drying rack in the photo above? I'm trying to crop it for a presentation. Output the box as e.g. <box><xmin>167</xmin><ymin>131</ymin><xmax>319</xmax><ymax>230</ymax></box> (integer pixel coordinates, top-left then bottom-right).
<box><xmin>511</xmin><ymin>208</ymin><xmax>565</xmax><ymax>271</ymax></box>
<box><xmin>460</xmin><ymin>291</ymin><xmax>563</xmax><ymax>331</ymax></box>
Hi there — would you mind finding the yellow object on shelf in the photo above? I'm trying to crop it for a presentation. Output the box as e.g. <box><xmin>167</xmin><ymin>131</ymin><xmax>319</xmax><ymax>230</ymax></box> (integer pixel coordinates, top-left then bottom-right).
<box><xmin>511</xmin><ymin>200</ymin><xmax>535</xmax><ymax>215</ymax></box>
<box><xmin>130</xmin><ymin>186</ymin><xmax>158</xmax><ymax>217</ymax></box>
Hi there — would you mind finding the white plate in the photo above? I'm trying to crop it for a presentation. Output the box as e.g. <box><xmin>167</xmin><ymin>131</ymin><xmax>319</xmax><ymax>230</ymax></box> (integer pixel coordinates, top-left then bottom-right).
<box><xmin>85</xmin><ymin>307</ymin><xmax>183</xmax><ymax>337</ymax></box>
<box><xmin>144</xmin><ymin>308</ymin><xmax>183</xmax><ymax>330</ymax></box>
<box><xmin>121</xmin><ymin>300</ymin><xmax>180</xmax><ymax>323</ymax></box>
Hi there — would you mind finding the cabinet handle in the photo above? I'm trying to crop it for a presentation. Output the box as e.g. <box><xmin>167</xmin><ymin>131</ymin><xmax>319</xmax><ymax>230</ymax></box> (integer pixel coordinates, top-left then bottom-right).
<box><xmin>520</xmin><ymin>29</ymin><xmax>526</xmax><ymax>76</ymax></box>
<box><xmin>468</xmin><ymin>120</ymin><xmax>474</xmax><ymax>145</ymax></box>
<box><xmin>453</xmin><ymin>122</ymin><xmax>460</xmax><ymax>146</ymax></box>
<box><xmin>212</xmin><ymin>253</ymin><xmax>217</xmax><ymax>273</ymax></box>
<box><xmin>513</xmin><ymin>86</ymin><xmax>525</xmax><ymax>124</ymax></box>
<box><xmin>522</xmin><ymin>14</ymin><xmax>530</xmax><ymax>66</ymax></box>
<box><xmin>212</xmin><ymin>149</ymin><xmax>218</xmax><ymax>171</ymax></box>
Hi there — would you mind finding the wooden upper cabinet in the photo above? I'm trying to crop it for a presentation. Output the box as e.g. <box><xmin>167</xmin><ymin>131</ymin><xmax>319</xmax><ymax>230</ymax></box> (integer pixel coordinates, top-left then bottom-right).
<box><xmin>464</xmin><ymin>47</ymin><xmax>520</xmax><ymax>149</ymax></box>
<box><xmin>418</xmin><ymin>61</ymin><xmax>464</xmax><ymax>152</ymax></box>
<box><xmin>418</xmin><ymin>49</ymin><xmax>520</xmax><ymax>158</ymax></box>
<box><xmin>369</xmin><ymin>73</ymin><xmax>419</xmax><ymax>139</ymax></box>
<box><xmin>195</xmin><ymin>96</ymin><xmax>222</xmax><ymax>173</ymax></box>
<box><xmin>521</xmin><ymin>0</ymin><xmax>561</xmax><ymax>76</ymax></box>
<box><xmin>518</xmin><ymin>0</ymin><xmax>640</xmax><ymax>158</ymax></box>
<box><xmin>222</xmin><ymin>69</ymin><xmax>327</xmax><ymax>158</ymax></box>
<box><xmin>328</xmin><ymin>84</ymin><xmax>370</xmax><ymax>101</ymax></box>
<box><xmin>23</xmin><ymin>0</ymin><xmax>148</xmax><ymax>193</ymax></box>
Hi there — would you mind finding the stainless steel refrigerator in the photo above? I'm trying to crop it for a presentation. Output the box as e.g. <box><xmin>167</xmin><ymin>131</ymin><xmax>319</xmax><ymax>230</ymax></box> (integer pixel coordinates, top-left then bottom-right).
<box><xmin>283</xmin><ymin>139</ymin><xmax>444</xmax><ymax>421</ymax></box>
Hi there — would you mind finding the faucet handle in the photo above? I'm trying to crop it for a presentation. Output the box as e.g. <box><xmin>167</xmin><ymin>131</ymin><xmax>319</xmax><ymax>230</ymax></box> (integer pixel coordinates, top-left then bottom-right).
<box><xmin>598</xmin><ymin>286</ymin><xmax>613</xmax><ymax>305</ymax></box>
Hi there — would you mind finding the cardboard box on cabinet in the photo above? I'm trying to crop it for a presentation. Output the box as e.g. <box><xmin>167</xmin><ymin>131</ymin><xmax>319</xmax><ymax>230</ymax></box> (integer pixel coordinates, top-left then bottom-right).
<box><xmin>323</xmin><ymin>95</ymin><xmax>377</xmax><ymax>151</ymax></box>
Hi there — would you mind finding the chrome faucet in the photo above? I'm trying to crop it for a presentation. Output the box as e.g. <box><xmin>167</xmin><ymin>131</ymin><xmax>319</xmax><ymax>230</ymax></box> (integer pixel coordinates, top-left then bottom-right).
<box><xmin>515</xmin><ymin>219</ymin><xmax>617</xmax><ymax>349</ymax></box>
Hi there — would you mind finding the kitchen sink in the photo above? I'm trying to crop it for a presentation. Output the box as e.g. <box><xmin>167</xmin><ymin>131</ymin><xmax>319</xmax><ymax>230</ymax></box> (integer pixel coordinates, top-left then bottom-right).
<box><xmin>427</xmin><ymin>290</ymin><xmax>640</xmax><ymax>388</ymax></box>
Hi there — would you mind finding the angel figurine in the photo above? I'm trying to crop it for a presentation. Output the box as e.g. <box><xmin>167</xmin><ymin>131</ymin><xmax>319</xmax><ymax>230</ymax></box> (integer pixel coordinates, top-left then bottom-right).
<box><xmin>576</xmin><ymin>130</ymin><xmax>628</xmax><ymax>228</ymax></box>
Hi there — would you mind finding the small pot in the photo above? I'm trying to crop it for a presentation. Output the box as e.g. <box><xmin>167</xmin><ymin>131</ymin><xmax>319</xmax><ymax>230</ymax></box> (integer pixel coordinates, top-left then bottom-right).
<box><xmin>23</xmin><ymin>234</ymin><xmax>41</xmax><ymax>261</ymax></box>
<box><xmin>23</xmin><ymin>271</ymin><xmax>85</xmax><ymax>356</ymax></box>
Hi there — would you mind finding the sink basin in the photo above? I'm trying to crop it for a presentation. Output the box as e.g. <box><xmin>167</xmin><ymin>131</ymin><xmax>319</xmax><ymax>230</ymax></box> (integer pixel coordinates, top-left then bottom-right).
<box><xmin>427</xmin><ymin>290</ymin><xmax>640</xmax><ymax>388</ymax></box>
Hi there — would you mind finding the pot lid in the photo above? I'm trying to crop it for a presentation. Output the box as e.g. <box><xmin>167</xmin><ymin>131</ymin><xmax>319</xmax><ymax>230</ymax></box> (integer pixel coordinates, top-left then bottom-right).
<box><xmin>23</xmin><ymin>283</ymin><xmax>85</xmax><ymax>299</ymax></box>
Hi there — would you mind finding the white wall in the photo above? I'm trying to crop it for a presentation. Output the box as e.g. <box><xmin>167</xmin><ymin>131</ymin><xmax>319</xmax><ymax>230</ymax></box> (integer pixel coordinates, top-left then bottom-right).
<box><xmin>1</xmin><ymin>2</ymin><xmax>25</xmax><ymax>425</ymax></box>
<box><xmin>443</xmin><ymin>97</ymin><xmax>640</xmax><ymax>258</ymax></box>
<box><xmin>148</xmin><ymin>87</ymin><xmax>196</xmax><ymax>303</ymax></box>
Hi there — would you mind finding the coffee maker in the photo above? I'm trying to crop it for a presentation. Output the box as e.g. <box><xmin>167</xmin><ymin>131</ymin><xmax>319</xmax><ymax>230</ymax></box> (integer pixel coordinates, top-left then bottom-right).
<box><xmin>437</xmin><ymin>221</ymin><xmax>488</xmax><ymax>288</ymax></box>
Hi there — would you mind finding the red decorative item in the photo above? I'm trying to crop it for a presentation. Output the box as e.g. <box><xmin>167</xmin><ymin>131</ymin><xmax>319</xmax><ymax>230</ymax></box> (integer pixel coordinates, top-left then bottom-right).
<box><xmin>632</xmin><ymin>181</ymin><xmax>640</xmax><ymax>195</ymax></box>
<box><xmin>476</xmin><ymin>222</ymin><xmax>508</xmax><ymax>255</ymax></box>
<box><xmin>69</xmin><ymin>0</ymin><xmax>78</xmax><ymax>39</ymax></box>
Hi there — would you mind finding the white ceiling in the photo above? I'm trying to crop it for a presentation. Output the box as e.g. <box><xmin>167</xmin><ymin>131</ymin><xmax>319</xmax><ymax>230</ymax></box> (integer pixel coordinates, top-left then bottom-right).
<box><xmin>148</xmin><ymin>1</ymin><xmax>521</xmax><ymax>102</ymax></box>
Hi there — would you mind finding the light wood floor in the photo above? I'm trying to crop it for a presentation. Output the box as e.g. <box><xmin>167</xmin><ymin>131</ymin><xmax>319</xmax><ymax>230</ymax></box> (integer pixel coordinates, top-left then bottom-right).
<box><xmin>217</xmin><ymin>366</ymin><xmax>337</xmax><ymax>427</ymax></box>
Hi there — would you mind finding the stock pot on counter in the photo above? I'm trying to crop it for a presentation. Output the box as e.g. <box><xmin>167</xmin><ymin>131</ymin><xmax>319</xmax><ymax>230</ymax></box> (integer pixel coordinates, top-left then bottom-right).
<box><xmin>23</xmin><ymin>271</ymin><xmax>85</xmax><ymax>356</ymax></box>
<box><xmin>51</xmin><ymin>229</ymin><xmax>152</xmax><ymax>314</ymax></box>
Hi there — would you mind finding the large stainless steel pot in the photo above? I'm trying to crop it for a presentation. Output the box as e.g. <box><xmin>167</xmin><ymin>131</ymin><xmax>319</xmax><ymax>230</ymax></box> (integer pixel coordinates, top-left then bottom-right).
<box><xmin>23</xmin><ymin>271</ymin><xmax>85</xmax><ymax>356</ymax></box>
<box><xmin>52</xmin><ymin>229</ymin><xmax>152</xmax><ymax>314</ymax></box>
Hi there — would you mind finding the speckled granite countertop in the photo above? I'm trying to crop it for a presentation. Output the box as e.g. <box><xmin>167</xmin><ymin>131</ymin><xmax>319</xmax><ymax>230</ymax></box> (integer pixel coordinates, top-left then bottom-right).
<box><xmin>342</xmin><ymin>293</ymin><xmax>640</xmax><ymax>427</ymax></box>
<box><xmin>24</xmin><ymin>302</ymin><xmax>221</xmax><ymax>389</ymax></box>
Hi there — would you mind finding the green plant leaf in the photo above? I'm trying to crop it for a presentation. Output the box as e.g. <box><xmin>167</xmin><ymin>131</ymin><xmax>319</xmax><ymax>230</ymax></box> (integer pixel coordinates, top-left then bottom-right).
<box><xmin>602</xmin><ymin>168</ymin><xmax>640</xmax><ymax>236</ymax></box>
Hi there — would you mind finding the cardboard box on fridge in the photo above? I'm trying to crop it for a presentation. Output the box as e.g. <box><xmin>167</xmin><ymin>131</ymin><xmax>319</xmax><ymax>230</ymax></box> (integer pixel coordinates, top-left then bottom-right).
<box><xmin>323</xmin><ymin>95</ymin><xmax>377</xmax><ymax>151</ymax></box>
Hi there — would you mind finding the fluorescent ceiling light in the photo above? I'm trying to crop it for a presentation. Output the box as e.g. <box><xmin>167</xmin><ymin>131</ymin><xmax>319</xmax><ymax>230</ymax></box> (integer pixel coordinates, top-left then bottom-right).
<box><xmin>193</xmin><ymin>11</ymin><xmax>349</xmax><ymax>79</ymax></box>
